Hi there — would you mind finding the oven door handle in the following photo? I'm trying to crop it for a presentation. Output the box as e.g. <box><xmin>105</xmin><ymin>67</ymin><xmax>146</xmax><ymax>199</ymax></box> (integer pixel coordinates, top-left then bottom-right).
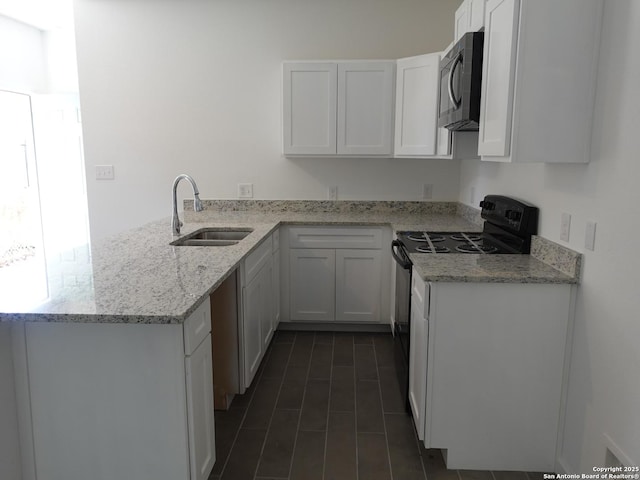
<box><xmin>391</xmin><ymin>240</ymin><xmax>412</xmax><ymax>270</ymax></box>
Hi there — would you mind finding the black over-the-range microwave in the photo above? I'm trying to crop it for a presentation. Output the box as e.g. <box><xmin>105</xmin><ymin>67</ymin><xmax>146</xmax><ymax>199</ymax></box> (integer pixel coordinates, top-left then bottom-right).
<box><xmin>438</xmin><ymin>31</ymin><xmax>484</xmax><ymax>131</ymax></box>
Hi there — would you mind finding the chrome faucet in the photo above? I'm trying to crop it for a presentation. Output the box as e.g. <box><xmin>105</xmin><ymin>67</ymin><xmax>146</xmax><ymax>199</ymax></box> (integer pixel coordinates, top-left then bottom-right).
<box><xmin>171</xmin><ymin>174</ymin><xmax>203</xmax><ymax>235</ymax></box>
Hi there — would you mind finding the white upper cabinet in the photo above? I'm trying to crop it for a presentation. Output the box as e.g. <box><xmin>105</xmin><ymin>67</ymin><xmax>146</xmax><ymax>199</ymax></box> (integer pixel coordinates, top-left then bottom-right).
<box><xmin>455</xmin><ymin>0</ymin><xmax>485</xmax><ymax>41</ymax></box>
<box><xmin>478</xmin><ymin>0</ymin><xmax>604</xmax><ymax>163</ymax></box>
<box><xmin>337</xmin><ymin>62</ymin><xmax>394</xmax><ymax>156</ymax></box>
<box><xmin>283</xmin><ymin>61</ymin><xmax>395</xmax><ymax>157</ymax></box>
<box><xmin>469</xmin><ymin>0</ymin><xmax>486</xmax><ymax>32</ymax></box>
<box><xmin>477</xmin><ymin>0</ymin><xmax>519</xmax><ymax>158</ymax></box>
<box><xmin>454</xmin><ymin>1</ymin><xmax>471</xmax><ymax>42</ymax></box>
<box><xmin>394</xmin><ymin>53</ymin><xmax>441</xmax><ymax>157</ymax></box>
<box><xmin>282</xmin><ymin>63</ymin><xmax>337</xmax><ymax>156</ymax></box>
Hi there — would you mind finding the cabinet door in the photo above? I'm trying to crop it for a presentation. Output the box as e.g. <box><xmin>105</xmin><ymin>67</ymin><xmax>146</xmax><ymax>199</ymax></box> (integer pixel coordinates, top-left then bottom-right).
<box><xmin>469</xmin><ymin>0</ymin><xmax>486</xmax><ymax>32</ymax></box>
<box><xmin>478</xmin><ymin>0</ymin><xmax>520</xmax><ymax>158</ymax></box>
<box><xmin>337</xmin><ymin>62</ymin><xmax>394</xmax><ymax>156</ymax></box>
<box><xmin>394</xmin><ymin>54</ymin><xmax>440</xmax><ymax>157</ymax></box>
<box><xmin>272</xmin><ymin>248</ymin><xmax>281</xmax><ymax>328</ymax></box>
<box><xmin>242</xmin><ymin>275</ymin><xmax>263</xmax><ymax>387</ymax></box>
<box><xmin>335</xmin><ymin>249</ymin><xmax>382</xmax><ymax>322</ymax></box>
<box><xmin>290</xmin><ymin>249</ymin><xmax>336</xmax><ymax>321</ymax></box>
<box><xmin>283</xmin><ymin>62</ymin><xmax>337</xmax><ymax>155</ymax></box>
<box><xmin>185</xmin><ymin>336</ymin><xmax>216</xmax><ymax>480</ymax></box>
<box><xmin>454</xmin><ymin>0</ymin><xmax>470</xmax><ymax>42</ymax></box>
<box><xmin>408</xmin><ymin>299</ymin><xmax>428</xmax><ymax>441</ymax></box>
<box><xmin>260</xmin><ymin>258</ymin><xmax>274</xmax><ymax>349</ymax></box>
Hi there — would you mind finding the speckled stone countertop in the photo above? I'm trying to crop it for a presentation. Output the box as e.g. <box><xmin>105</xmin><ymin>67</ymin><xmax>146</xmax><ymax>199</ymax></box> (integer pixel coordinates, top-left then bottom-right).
<box><xmin>0</xmin><ymin>201</ymin><xmax>580</xmax><ymax>324</ymax></box>
<box><xmin>410</xmin><ymin>253</ymin><xmax>577</xmax><ymax>284</ymax></box>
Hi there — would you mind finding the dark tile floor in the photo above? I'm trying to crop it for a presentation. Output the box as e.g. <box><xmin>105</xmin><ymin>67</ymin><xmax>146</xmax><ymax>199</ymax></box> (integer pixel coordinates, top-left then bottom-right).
<box><xmin>209</xmin><ymin>331</ymin><xmax>545</xmax><ymax>480</ymax></box>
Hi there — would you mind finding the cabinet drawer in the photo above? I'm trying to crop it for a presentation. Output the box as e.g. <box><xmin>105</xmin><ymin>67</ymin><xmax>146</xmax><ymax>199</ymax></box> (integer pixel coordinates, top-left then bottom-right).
<box><xmin>244</xmin><ymin>236</ymin><xmax>272</xmax><ymax>283</ymax></box>
<box><xmin>289</xmin><ymin>227</ymin><xmax>382</xmax><ymax>249</ymax></box>
<box><xmin>184</xmin><ymin>299</ymin><xmax>212</xmax><ymax>356</ymax></box>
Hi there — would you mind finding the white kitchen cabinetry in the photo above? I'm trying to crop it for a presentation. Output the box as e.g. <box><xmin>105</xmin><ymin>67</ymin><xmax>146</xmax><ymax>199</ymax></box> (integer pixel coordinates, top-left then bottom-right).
<box><xmin>478</xmin><ymin>0</ymin><xmax>603</xmax><ymax>163</ymax></box>
<box><xmin>284</xmin><ymin>226</ymin><xmax>389</xmax><ymax>324</ymax></box>
<box><xmin>394</xmin><ymin>52</ymin><xmax>480</xmax><ymax>160</ymax></box>
<box><xmin>454</xmin><ymin>0</ymin><xmax>485</xmax><ymax>41</ymax></box>
<box><xmin>394</xmin><ymin>53</ymin><xmax>442</xmax><ymax>157</ymax></box>
<box><xmin>290</xmin><ymin>248</ymin><xmax>336</xmax><ymax>321</ymax></box>
<box><xmin>272</xmin><ymin>228</ymin><xmax>281</xmax><ymax>329</ymax></box>
<box><xmin>410</xmin><ymin>275</ymin><xmax>575</xmax><ymax>470</ymax></box>
<box><xmin>241</xmin><ymin>233</ymin><xmax>274</xmax><ymax>389</ymax></box>
<box><xmin>408</xmin><ymin>272</ymin><xmax>429</xmax><ymax>441</ymax></box>
<box><xmin>23</xmin><ymin>300</ymin><xmax>215</xmax><ymax>480</ymax></box>
<box><xmin>335</xmin><ymin>249</ymin><xmax>382</xmax><ymax>322</ymax></box>
<box><xmin>283</xmin><ymin>61</ymin><xmax>395</xmax><ymax>157</ymax></box>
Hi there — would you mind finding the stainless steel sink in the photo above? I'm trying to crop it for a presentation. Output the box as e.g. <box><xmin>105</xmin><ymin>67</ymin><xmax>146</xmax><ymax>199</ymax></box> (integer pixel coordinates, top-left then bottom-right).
<box><xmin>171</xmin><ymin>228</ymin><xmax>253</xmax><ymax>247</ymax></box>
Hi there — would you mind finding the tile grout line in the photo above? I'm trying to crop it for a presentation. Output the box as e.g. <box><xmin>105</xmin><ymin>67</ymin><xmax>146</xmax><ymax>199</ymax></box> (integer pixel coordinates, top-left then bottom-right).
<box><xmin>215</xmin><ymin>333</ymin><xmax>279</xmax><ymax>479</ymax></box>
<box><xmin>320</xmin><ymin>334</ymin><xmax>334</xmax><ymax>480</ymax></box>
<box><xmin>251</xmin><ymin>333</ymin><xmax>297</xmax><ymax>480</ymax></box>
<box><xmin>353</xmin><ymin>336</ymin><xmax>360</xmax><ymax>480</ymax></box>
<box><xmin>372</xmin><ymin>337</ymin><xmax>398</xmax><ymax>480</ymax></box>
<box><xmin>283</xmin><ymin>332</ymin><xmax>314</xmax><ymax>480</ymax></box>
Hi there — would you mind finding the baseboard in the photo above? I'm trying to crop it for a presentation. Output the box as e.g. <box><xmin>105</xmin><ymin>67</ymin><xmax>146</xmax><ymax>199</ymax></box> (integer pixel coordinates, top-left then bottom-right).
<box><xmin>276</xmin><ymin>322</ymin><xmax>392</xmax><ymax>333</ymax></box>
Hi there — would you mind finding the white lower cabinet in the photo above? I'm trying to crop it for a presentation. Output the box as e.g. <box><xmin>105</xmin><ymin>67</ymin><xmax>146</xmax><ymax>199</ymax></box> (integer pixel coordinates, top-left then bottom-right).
<box><xmin>185</xmin><ymin>336</ymin><xmax>216</xmax><ymax>480</ymax></box>
<box><xmin>335</xmin><ymin>249</ymin><xmax>382</xmax><ymax>322</ymax></box>
<box><xmin>410</xmin><ymin>271</ymin><xmax>575</xmax><ymax>471</ymax></box>
<box><xmin>285</xmin><ymin>226</ymin><xmax>388</xmax><ymax>324</ymax></box>
<box><xmin>290</xmin><ymin>249</ymin><xmax>336</xmax><ymax>321</ymax></box>
<box><xmin>408</xmin><ymin>297</ymin><xmax>428</xmax><ymax>441</ymax></box>
<box><xmin>240</xmin><ymin>232</ymin><xmax>276</xmax><ymax>389</ymax></box>
<box><xmin>22</xmin><ymin>300</ymin><xmax>215</xmax><ymax>480</ymax></box>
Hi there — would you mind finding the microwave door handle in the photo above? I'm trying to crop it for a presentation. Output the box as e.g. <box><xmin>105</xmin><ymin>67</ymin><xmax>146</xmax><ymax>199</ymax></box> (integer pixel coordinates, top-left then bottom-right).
<box><xmin>448</xmin><ymin>52</ymin><xmax>463</xmax><ymax>109</ymax></box>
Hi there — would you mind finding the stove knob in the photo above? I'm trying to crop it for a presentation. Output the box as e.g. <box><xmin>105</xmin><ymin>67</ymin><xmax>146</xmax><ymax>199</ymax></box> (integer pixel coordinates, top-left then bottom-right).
<box><xmin>505</xmin><ymin>210</ymin><xmax>521</xmax><ymax>221</ymax></box>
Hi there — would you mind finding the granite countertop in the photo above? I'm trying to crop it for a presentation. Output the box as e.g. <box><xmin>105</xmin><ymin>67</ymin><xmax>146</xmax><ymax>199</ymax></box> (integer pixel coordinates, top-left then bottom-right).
<box><xmin>410</xmin><ymin>252</ymin><xmax>577</xmax><ymax>284</ymax></box>
<box><xmin>0</xmin><ymin>201</ymin><xmax>580</xmax><ymax>324</ymax></box>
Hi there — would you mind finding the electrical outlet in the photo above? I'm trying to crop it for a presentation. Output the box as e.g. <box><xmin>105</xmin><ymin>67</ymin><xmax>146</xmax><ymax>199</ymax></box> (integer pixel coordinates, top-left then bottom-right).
<box><xmin>95</xmin><ymin>165</ymin><xmax>114</xmax><ymax>180</ymax></box>
<box><xmin>422</xmin><ymin>184</ymin><xmax>433</xmax><ymax>200</ymax></box>
<box><xmin>560</xmin><ymin>212</ymin><xmax>571</xmax><ymax>242</ymax></box>
<box><xmin>237</xmin><ymin>183</ymin><xmax>253</xmax><ymax>198</ymax></box>
<box><xmin>328</xmin><ymin>186</ymin><xmax>338</xmax><ymax>201</ymax></box>
<box><xmin>585</xmin><ymin>220</ymin><xmax>597</xmax><ymax>251</ymax></box>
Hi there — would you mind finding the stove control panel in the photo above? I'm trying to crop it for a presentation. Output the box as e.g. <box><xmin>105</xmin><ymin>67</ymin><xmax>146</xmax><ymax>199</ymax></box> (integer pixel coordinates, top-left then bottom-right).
<box><xmin>480</xmin><ymin>195</ymin><xmax>538</xmax><ymax>235</ymax></box>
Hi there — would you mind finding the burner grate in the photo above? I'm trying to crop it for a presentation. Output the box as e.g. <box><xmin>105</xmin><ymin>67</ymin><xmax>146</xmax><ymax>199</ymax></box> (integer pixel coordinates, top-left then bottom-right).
<box><xmin>416</xmin><ymin>245</ymin><xmax>451</xmax><ymax>253</ymax></box>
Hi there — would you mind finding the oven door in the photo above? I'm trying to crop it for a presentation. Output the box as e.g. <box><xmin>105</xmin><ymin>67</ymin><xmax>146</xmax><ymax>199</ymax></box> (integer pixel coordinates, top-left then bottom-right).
<box><xmin>391</xmin><ymin>239</ymin><xmax>412</xmax><ymax>413</ymax></box>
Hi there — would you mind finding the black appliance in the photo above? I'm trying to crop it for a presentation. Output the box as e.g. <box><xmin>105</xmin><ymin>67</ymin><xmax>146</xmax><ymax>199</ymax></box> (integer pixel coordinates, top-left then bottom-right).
<box><xmin>438</xmin><ymin>31</ymin><xmax>484</xmax><ymax>131</ymax></box>
<box><xmin>391</xmin><ymin>195</ymin><xmax>538</xmax><ymax>415</ymax></box>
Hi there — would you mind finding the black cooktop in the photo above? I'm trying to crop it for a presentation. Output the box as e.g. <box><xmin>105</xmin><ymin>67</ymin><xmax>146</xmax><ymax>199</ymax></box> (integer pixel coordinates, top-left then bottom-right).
<box><xmin>396</xmin><ymin>231</ymin><xmax>509</xmax><ymax>254</ymax></box>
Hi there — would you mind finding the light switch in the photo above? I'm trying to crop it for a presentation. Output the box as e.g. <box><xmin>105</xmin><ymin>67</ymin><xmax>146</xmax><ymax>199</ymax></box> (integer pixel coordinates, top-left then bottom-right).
<box><xmin>560</xmin><ymin>212</ymin><xmax>571</xmax><ymax>242</ymax></box>
<box><xmin>237</xmin><ymin>183</ymin><xmax>253</xmax><ymax>198</ymax></box>
<box><xmin>95</xmin><ymin>165</ymin><xmax>114</xmax><ymax>180</ymax></box>
<box><xmin>585</xmin><ymin>220</ymin><xmax>597</xmax><ymax>251</ymax></box>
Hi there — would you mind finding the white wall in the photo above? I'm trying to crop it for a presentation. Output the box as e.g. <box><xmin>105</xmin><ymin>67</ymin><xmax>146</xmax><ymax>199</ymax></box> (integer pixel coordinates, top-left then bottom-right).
<box><xmin>0</xmin><ymin>15</ymin><xmax>47</xmax><ymax>93</ymax></box>
<box><xmin>458</xmin><ymin>1</ymin><xmax>640</xmax><ymax>470</ymax></box>
<box><xmin>73</xmin><ymin>0</ymin><xmax>461</xmax><ymax>240</ymax></box>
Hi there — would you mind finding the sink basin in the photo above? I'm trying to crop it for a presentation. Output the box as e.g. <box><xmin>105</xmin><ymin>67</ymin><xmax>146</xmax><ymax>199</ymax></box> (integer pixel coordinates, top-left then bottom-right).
<box><xmin>171</xmin><ymin>228</ymin><xmax>253</xmax><ymax>247</ymax></box>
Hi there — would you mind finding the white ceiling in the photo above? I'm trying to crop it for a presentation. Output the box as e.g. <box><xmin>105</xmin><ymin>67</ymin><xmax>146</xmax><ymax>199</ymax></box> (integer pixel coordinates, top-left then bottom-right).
<box><xmin>0</xmin><ymin>0</ymin><xmax>74</xmax><ymax>31</ymax></box>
